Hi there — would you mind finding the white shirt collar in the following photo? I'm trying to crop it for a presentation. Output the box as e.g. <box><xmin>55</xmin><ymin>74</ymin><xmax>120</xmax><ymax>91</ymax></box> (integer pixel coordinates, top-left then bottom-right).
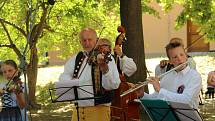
<box><xmin>177</xmin><ymin>65</ymin><xmax>190</xmax><ymax>75</ymax></box>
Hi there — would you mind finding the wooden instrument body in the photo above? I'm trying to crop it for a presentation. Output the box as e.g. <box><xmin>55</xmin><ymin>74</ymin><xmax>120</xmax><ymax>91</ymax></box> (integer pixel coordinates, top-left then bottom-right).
<box><xmin>111</xmin><ymin>26</ymin><xmax>144</xmax><ymax>121</ymax></box>
<box><xmin>111</xmin><ymin>75</ymin><xmax>144</xmax><ymax>121</ymax></box>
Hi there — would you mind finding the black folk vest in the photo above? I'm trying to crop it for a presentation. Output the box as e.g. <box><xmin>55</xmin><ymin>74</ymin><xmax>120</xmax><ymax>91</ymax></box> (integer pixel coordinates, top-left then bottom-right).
<box><xmin>73</xmin><ymin>51</ymin><xmax>114</xmax><ymax>105</ymax></box>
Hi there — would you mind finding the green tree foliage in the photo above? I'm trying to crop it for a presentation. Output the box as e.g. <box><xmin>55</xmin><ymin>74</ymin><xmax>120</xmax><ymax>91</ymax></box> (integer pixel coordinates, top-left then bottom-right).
<box><xmin>142</xmin><ymin>0</ymin><xmax>160</xmax><ymax>18</ymax></box>
<box><xmin>0</xmin><ymin>0</ymin><xmax>121</xmax><ymax>105</ymax></box>
<box><xmin>47</xmin><ymin>0</ymin><xmax>121</xmax><ymax>58</ymax></box>
<box><xmin>1</xmin><ymin>0</ymin><xmax>214</xmax><ymax>105</ymax></box>
<box><xmin>0</xmin><ymin>0</ymin><xmax>121</xmax><ymax>60</ymax></box>
<box><xmin>156</xmin><ymin>0</ymin><xmax>215</xmax><ymax>41</ymax></box>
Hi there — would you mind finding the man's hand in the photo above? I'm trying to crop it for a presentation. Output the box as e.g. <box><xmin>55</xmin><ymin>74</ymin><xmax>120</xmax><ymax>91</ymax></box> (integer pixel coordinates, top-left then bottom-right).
<box><xmin>113</xmin><ymin>45</ymin><xmax>123</xmax><ymax>57</ymax></box>
<box><xmin>148</xmin><ymin>77</ymin><xmax>160</xmax><ymax>92</ymax></box>
<box><xmin>97</xmin><ymin>53</ymin><xmax>109</xmax><ymax>74</ymax></box>
<box><xmin>97</xmin><ymin>53</ymin><xmax>105</xmax><ymax>64</ymax></box>
<box><xmin>160</xmin><ymin>60</ymin><xmax>169</xmax><ymax>68</ymax></box>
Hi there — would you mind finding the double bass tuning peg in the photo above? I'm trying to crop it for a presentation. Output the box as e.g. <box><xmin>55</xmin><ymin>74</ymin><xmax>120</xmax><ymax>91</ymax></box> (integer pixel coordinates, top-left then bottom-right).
<box><xmin>116</xmin><ymin>26</ymin><xmax>126</xmax><ymax>46</ymax></box>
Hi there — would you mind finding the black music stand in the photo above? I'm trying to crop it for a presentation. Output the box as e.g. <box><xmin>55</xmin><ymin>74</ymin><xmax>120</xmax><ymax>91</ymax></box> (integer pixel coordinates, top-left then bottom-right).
<box><xmin>139</xmin><ymin>99</ymin><xmax>203</xmax><ymax>121</ymax></box>
<box><xmin>49</xmin><ymin>84</ymin><xmax>99</xmax><ymax>121</ymax></box>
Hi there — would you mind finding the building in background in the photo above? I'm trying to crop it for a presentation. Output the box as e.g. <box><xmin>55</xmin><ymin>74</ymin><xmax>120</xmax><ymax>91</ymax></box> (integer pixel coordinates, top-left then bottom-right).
<box><xmin>47</xmin><ymin>2</ymin><xmax>215</xmax><ymax>65</ymax></box>
<box><xmin>142</xmin><ymin>2</ymin><xmax>215</xmax><ymax>57</ymax></box>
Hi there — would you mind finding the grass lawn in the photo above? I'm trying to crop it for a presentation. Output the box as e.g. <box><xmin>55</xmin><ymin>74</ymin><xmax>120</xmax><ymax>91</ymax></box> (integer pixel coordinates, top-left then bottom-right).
<box><xmin>30</xmin><ymin>53</ymin><xmax>215</xmax><ymax>121</ymax></box>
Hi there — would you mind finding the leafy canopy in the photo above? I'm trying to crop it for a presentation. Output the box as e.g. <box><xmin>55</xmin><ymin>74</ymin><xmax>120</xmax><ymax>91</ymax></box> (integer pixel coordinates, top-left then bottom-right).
<box><xmin>156</xmin><ymin>0</ymin><xmax>215</xmax><ymax>41</ymax></box>
<box><xmin>0</xmin><ymin>0</ymin><xmax>121</xmax><ymax>61</ymax></box>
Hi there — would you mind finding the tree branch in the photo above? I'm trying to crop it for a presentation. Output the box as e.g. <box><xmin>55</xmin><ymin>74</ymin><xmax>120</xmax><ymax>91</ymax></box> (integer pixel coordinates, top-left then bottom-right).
<box><xmin>0</xmin><ymin>17</ymin><xmax>27</xmax><ymax>37</ymax></box>
<box><xmin>0</xmin><ymin>44</ymin><xmax>14</xmax><ymax>48</ymax></box>
<box><xmin>26</xmin><ymin>10</ymin><xmax>30</xmax><ymax>36</ymax></box>
<box><xmin>0</xmin><ymin>21</ymin><xmax>14</xmax><ymax>45</ymax></box>
<box><xmin>0</xmin><ymin>20</ymin><xmax>23</xmax><ymax>58</ymax></box>
<box><xmin>29</xmin><ymin>2</ymin><xmax>48</xmax><ymax>47</ymax></box>
<box><xmin>43</xmin><ymin>24</ymin><xmax>54</xmax><ymax>32</ymax></box>
<box><xmin>0</xmin><ymin>1</ymin><xmax>6</xmax><ymax>11</ymax></box>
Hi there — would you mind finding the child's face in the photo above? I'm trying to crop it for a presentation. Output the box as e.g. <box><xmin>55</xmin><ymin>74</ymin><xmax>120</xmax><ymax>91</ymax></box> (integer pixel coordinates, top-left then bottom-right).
<box><xmin>1</xmin><ymin>64</ymin><xmax>17</xmax><ymax>80</ymax></box>
<box><xmin>168</xmin><ymin>46</ymin><xmax>187</xmax><ymax>71</ymax></box>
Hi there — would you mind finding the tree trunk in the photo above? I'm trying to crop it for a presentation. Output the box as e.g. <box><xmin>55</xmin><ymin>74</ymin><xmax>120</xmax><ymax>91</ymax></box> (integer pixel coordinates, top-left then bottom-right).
<box><xmin>26</xmin><ymin>44</ymin><xmax>38</xmax><ymax>107</ymax></box>
<box><xmin>25</xmin><ymin>4</ymin><xmax>48</xmax><ymax>108</ymax></box>
<box><xmin>120</xmin><ymin>0</ymin><xmax>147</xmax><ymax>85</ymax></box>
<box><xmin>120</xmin><ymin>1</ymin><xmax>150</xmax><ymax>120</ymax></box>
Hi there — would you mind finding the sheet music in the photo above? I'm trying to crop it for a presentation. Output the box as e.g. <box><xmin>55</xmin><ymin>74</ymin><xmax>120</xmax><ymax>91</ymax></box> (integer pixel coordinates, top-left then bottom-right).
<box><xmin>53</xmin><ymin>80</ymin><xmax>95</xmax><ymax>107</ymax></box>
<box><xmin>169</xmin><ymin>102</ymin><xmax>202</xmax><ymax>121</ymax></box>
<box><xmin>55</xmin><ymin>81</ymin><xmax>76</xmax><ymax>101</ymax></box>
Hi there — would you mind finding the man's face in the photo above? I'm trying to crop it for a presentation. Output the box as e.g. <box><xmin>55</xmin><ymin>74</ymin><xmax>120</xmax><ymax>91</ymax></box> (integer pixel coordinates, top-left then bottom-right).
<box><xmin>168</xmin><ymin>46</ymin><xmax>188</xmax><ymax>71</ymax></box>
<box><xmin>80</xmin><ymin>31</ymin><xmax>97</xmax><ymax>52</ymax></box>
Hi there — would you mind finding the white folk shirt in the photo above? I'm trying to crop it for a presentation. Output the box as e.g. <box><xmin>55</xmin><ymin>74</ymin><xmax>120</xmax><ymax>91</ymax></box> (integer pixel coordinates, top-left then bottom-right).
<box><xmin>143</xmin><ymin>66</ymin><xmax>202</xmax><ymax>109</ymax></box>
<box><xmin>119</xmin><ymin>55</ymin><xmax>137</xmax><ymax>77</ymax></box>
<box><xmin>55</xmin><ymin>53</ymin><xmax>121</xmax><ymax>107</ymax></box>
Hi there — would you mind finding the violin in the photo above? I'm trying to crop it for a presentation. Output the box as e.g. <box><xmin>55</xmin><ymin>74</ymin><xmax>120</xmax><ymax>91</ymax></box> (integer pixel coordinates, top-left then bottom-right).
<box><xmin>88</xmin><ymin>39</ymin><xmax>112</xmax><ymax>65</ymax></box>
<box><xmin>6</xmin><ymin>73</ymin><xmax>23</xmax><ymax>94</ymax></box>
<box><xmin>95</xmin><ymin>44</ymin><xmax>112</xmax><ymax>64</ymax></box>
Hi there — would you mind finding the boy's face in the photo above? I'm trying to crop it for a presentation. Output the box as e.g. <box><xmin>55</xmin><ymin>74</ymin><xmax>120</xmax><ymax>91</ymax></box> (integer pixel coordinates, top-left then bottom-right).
<box><xmin>168</xmin><ymin>46</ymin><xmax>188</xmax><ymax>71</ymax></box>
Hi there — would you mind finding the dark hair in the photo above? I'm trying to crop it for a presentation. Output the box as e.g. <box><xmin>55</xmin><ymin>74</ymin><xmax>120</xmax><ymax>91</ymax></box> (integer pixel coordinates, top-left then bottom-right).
<box><xmin>165</xmin><ymin>42</ymin><xmax>184</xmax><ymax>58</ymax></box>
<box><xmin>3</xmin><ymin>60</ymin><xmax>18</xmax><ymax>70</ymax></box>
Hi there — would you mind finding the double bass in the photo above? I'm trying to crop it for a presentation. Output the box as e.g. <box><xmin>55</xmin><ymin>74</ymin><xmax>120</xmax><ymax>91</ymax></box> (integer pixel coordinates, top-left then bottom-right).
<box><xmin>111</xmin><ymin>26</ymin><xmax>144</xmax><ymax>121</ymax></box>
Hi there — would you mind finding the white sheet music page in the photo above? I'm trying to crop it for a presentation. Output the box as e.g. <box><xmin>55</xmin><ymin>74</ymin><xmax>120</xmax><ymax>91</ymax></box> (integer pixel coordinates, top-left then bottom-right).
<box><xmin>168</xmin><ymin>102</ymin><xmax>202</xmax><ymax>121</ymax></box>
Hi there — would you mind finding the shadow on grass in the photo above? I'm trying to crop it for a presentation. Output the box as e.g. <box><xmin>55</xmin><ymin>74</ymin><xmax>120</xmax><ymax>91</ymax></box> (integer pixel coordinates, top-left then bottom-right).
<box><xmin>30</xmin><ymin>83</ymin><xmax>215</xmax><ymax>121</ymax></box>
<box><xmin>199</xmin><ymin>98</ymin><xmax>215</xmax><ymax>121</ymax></box>
<box><xmin>30</xmin><ymin>82</ymin><xmax>72</xmax><ymax>121</ymax></box>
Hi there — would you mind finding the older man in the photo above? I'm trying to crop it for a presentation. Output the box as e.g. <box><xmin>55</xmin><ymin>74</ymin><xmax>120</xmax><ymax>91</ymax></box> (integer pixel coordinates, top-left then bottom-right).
<box><xmin>56</xmin><ymin>28</ymin><xmax>121</xmax><ymax>121</ymax></box>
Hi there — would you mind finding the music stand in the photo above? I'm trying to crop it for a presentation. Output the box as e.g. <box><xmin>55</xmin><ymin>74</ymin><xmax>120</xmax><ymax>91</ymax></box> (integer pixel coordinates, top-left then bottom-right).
<box><xmin>169</xmin><ymin>102</ymin><xmax>203</xmax><ymax>121</ymax></box>
<box><xmin>49</xmin><ymin>84</ymin><xmax>100</xmax><ymax>121</ymax></box>
<box><xmin>139</xmin><ymin>99</ymin><xmax>203</xmax><ymax>121</ymax></box>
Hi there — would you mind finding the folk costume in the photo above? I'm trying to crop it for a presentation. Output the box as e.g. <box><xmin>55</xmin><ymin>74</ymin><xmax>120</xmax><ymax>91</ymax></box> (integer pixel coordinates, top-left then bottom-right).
<box><xmin>56</xmin><ymin>51</ymin><xmax>120</xmax><ymax>121</ymax></box>
<box><xmin>143</xmin><ymin>65</ymin><xmax>202</xmax><ymax>109</ymax></box>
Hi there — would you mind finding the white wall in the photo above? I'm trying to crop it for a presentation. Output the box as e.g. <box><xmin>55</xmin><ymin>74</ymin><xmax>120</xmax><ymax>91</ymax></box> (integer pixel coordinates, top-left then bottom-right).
<box><xmin>142</xmin><ymin>2</ymin><xmax>187</xmax><ymax>55</ymax></box>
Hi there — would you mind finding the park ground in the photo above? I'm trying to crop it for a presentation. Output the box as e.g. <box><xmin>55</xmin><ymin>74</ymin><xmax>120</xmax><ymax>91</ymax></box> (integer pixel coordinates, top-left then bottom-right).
<box><xmin>29</xmin><ymin>52</ymin><xmax>215</xmax><ymax>121</ymax></box>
